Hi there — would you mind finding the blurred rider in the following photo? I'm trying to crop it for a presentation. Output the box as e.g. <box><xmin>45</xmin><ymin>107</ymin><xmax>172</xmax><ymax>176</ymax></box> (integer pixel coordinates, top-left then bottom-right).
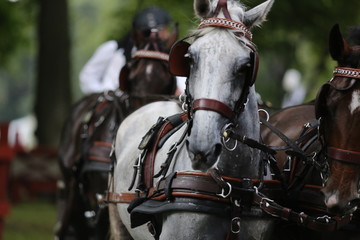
<box><xmin>79</xmin><ymin>6</ymin><xmax>185</xmax><ymax>95</ymax></box>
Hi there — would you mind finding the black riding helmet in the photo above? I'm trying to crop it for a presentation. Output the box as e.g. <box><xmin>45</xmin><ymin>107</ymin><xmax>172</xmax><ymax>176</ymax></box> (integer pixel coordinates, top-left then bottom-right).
<box><xmin>133</xmin><ymin>6</ymin><xmax>172</xmax><ymax>31</ymax></box>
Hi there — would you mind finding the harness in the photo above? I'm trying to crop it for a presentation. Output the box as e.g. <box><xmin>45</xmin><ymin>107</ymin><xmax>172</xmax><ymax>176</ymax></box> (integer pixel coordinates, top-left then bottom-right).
<box><xmin>316</xmin><ymin>67</ymin><xmax>360</xmax><ymax>166</ymax></box>
<box><xmin>105</xmin><ymin>2</ymin><xmax>358</xmax><ymax>239</ymax></box>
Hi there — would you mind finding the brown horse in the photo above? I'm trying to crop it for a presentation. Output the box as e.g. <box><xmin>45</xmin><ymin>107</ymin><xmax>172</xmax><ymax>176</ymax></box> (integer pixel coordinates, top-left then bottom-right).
<box><xmin>55</xmin><ymin>27</ymin><xmax>178</xmax><ymax>240</ymax></box>
<box><xmin>261</xmin><ymin>24</ymin><xmax>360</xmax><ymax>239</ymax></box>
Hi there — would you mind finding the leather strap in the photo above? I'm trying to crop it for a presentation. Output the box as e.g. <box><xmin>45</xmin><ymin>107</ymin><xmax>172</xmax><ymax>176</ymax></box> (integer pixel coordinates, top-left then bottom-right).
<box><xmin>192</xmin><ymin>98</ymin><xmax>235</xmax><ymax>121</ymax></box>
<box><xmin>88</xmin><ymin>141</ymin><xmax>112</xmax><ymax>163</ymax></box>
<box><xmin>143</xmin><ymin>113</ymin><xmax>188</xmax><ymax>189</ymax></box>
<box><xmin>102</xmin><ymin>192</ymin><xmax>137</xmax><ymax>204</ymax></box>
<box><xmin>253</xmin><ymin>191</ymin><xmax>352</xmax><ymax>232</ymax></box>
<box><xmin>327</xmin><ymin>146</ymin><xmax>360</xmax><ymax>165</ymax></box>
<box><xmin>213</xmin><ymin>0</ymin><xmax>232</xmax><ymax>19</ymax></box>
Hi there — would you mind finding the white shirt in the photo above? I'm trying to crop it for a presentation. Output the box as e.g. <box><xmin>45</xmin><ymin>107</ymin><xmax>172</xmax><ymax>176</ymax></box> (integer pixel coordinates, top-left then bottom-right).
<box><xmin>79</xmin><ymin>40</ymin><xmax>125</xmax><ymax>94</ymax></box>
<box><xmin>79</xmin><ymin>40</ymin><xmax>186</xmax><ymax>95</ymax></box>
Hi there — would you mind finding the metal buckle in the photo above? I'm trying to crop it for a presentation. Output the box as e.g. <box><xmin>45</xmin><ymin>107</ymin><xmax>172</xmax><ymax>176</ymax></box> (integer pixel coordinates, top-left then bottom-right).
<box><xmin>316</xmin><ymin>215</ymin><xmax>331</xmax><ymax>223</ymax></box>
<box><xmin>259</xmin><ymin>197</ymin><xmax>274</xmax><ymax>209</ymax></box>
<box><xmin>283</xmin><ymin>156</ymin><xmax>292</xmax><ymax>172</ymax></box>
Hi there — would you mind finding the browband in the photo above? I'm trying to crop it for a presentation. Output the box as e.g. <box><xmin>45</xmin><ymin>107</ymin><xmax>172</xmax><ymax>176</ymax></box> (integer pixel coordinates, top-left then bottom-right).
<box><xmin>199</xmin><ymin>18</ymin><xmax>253</xmax><ymax>41</ymax></box>
<box><xmin>132</xmin><ymin>50</ymin><xmax>169</xmax><ymax>62</ymax></box>
<box><xmin>333</xmin><ymin>67</ymin><xmax>360</xmax><ymax>79</ymax></box>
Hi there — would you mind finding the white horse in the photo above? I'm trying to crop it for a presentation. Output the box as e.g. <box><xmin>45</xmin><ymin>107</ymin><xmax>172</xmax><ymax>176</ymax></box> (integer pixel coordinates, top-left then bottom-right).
<box><xmin>110</xmin><ymin>0</ymin><xmax>274</xmax><ymax>239</ymax></box>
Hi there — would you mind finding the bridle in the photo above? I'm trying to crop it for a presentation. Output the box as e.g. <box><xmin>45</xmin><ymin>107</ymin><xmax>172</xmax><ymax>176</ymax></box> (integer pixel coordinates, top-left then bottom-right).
<box><xmin>169</xmin><ymin>0</ymin><xmax>259</xmax><ymax>124</ymax></box>
<box><xmin>119</xmin><ymin>30</ymin><xmax>172</xmax><ymax>92</ymax></box>
<box><xmin>316</xmin><ymin>67</ymin><xmax>360</xmax><ymax>166</ymax></box>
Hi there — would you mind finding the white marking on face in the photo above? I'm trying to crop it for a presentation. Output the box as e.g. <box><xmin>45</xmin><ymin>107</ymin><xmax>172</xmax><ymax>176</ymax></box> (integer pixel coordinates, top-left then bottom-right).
<box><xmin>146</xmin><ymin>65</ymin><xmax>153</xmax><ymax>75</ymax></box>
<box><xmin>349</xmin><ymin>90</ymin><xmax>360</xmax><ymax>114</ymax></box>
<box><xmin>326</xmin><ymin>192</ymin><xmax>339</xmax><ymax>208</ymax></box>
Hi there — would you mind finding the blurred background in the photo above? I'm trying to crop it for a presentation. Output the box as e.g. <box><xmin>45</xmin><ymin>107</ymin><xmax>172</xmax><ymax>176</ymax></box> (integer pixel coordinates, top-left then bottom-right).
<box><xmin>1</xmin><ymin>0</ymin><xmax>360</xmax><ymax>239</ymax></box>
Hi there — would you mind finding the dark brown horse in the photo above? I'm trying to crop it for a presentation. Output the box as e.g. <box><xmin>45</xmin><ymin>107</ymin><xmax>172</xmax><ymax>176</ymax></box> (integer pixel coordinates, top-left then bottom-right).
<box><xmin>261</xmin><ymin>24</ymin><xmax>360</xmax><ymax>239</ymax></box>
<box><xmin>55</xmin><ymin>27</ymin><xmax>178</xmax><ymax>240</ymax></box>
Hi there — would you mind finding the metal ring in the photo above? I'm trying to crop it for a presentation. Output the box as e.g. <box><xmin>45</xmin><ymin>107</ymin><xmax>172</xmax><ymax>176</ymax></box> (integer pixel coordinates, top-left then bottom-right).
<box><xmin>182</xmin><ymin>102</ymin><xmax>188</xmax><ymax>112</ymax></box>
<box><xmin>258</xmin><ymin>109</ymin><xmax>270</xmax><ymax>122</ymax></box>
<box><xmin>104</xmin><ymin>90</ymin><xmax>115</xmax><ymax>101</ymax></box>
<box><xmin>221</xmin><ymin>136</ymin><xmax>237</xmax><ymax>151</ymax></box>
<box><xmin>217</xmin><ymin>182</ymin><xmax>232</xmax><ymax>198</ymax></box>
<box><xmin>231</xmin><ymin>217</ymin><xmax>241</xmax><ymax>234</ymax></box>
<box><xmin>179</xmin><ymin>93</ymin><xmax>186</xmax><ymax>103</ymax></box>
<box><xmin>221</xmin><ymin>123</ymin><xmax>237</xmax><ymax>151</ymax></box>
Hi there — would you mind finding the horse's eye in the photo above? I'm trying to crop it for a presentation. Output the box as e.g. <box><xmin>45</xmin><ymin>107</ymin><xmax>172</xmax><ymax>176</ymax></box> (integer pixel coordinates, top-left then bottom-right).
<box><xmin>235</xmin><ymin>64</ymin><xmax>248</xmax><ymax>75</ymax></box>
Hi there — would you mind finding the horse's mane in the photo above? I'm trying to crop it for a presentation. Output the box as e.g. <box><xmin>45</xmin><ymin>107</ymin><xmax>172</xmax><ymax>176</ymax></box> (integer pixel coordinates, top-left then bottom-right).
<box><xmin>347</xmin><ymin>26</ymin><xmax>360</xmax><ymax>46</ymax></box>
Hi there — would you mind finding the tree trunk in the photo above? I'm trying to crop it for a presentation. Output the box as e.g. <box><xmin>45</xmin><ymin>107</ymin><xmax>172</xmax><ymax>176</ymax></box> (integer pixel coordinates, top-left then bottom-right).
<box><xmin>34</xmin><ymin>0</ymin><xmax>71</xmax><ymax>147</ymax></box>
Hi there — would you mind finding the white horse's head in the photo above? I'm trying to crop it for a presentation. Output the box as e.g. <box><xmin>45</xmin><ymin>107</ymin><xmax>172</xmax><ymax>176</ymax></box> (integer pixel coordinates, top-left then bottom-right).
<box><xmin>180</xmin><ymin>0</ymin><xmax>273</xmax><ymax>173</ymax></box>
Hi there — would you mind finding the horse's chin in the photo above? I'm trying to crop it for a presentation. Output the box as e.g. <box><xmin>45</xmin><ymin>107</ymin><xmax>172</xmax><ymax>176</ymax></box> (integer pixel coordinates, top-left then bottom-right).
<box><xmin>189</xmin><ymin>153</ymin><xmax>220</xmax><ymax>172</ymax></box>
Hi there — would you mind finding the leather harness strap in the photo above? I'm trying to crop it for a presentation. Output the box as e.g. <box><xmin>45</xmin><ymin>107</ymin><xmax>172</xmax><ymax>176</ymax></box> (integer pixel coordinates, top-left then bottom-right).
<box><xmin>252</xmin><ymin>191</ymin><xmax>352</xmax><ymax>232</ymax></box>
<box><xmin>104</xmin><ymin>170</ymin><xmax>352</xmax><ymax>232</ymax></box>
<box><xmin>143</xmin><ymin>113</ymin><xmax>188</xmax><ymax>190</ymax></box>
<box><xmin>213</xmin><ymin>0</ymin><xmax>232</xmax><ymax>20</ymax></box>
<box><xmin>327</xmin><ymin>147</ymin><xmax>360</xmax><ymax>165</ymax></box>
<box><xmin>88</xmin><ymin>141</ymin><xmax>112</xmax><ymax>163</ymax></box>
<box><xmin>192</xmin><ymin>98</ymin><xmax>235</xmax><ymax>121</ymax></box>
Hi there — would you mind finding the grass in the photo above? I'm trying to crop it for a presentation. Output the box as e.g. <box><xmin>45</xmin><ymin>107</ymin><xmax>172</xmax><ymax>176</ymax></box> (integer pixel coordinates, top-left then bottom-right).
<box><xmin>3</xmin><ymin>200</ymin><xmax>57</xmax><ymax>240</ymax></box>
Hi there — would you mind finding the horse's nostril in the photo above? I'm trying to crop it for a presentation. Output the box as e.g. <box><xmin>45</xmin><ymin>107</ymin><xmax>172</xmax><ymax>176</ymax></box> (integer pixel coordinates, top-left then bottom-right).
<box><xmin>194</xmin><ymin>153</ymin><xmax>206</xmax><ymax>162</ymax></box>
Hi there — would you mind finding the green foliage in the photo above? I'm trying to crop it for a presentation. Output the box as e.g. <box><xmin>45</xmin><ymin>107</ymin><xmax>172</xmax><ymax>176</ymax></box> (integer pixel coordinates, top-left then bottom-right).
<box><xmin>2</xmin><ymin>0</ymin><xmax>360</xmax><ymax>117</ymax></box>
<box><xmin>0</xmin><ymin>0</ymin><xmax>36</xmax><ymax>121</ymax></box>
<box><xmin>0</xmin><ymin>0</ymin><xmax>35</xmax><ymax>62</ymax></box>
<box><xmin>245</xmin><ymin>0</ymin><xmax>360</xmax><ymax>105</ymax></box>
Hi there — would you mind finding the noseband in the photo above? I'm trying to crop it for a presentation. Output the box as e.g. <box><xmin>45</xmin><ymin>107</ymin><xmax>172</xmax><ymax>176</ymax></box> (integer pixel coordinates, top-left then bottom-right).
<box><xmin>318</xmin><ymin>67</ymin><xmax>360</xmax><ymax>165</ymax></box>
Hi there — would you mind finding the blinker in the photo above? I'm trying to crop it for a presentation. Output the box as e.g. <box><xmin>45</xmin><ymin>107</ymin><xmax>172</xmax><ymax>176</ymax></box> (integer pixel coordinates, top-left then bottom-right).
<box><xmin>169</xmin><ymin>39</ymin><xmax>191</xmax><ymax>77</ymax></box>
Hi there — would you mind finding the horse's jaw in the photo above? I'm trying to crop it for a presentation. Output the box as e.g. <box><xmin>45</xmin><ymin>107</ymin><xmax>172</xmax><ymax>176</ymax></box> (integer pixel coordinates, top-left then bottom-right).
<box><xmin>322</xmin><ymin>162</ymin><xmax>360</xmax><ymax>215</ymax></box>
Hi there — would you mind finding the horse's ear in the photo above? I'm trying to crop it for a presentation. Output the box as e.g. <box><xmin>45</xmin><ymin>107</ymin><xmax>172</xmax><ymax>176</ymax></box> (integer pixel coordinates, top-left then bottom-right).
<box><xmin>194</xmin><ymin>0</ymin><xmax>212</xmax><ymax>18</ymax></box>
<box><xmin>329</xmin><ymin>24</ymin><xmax>350</xmax><ymax>61</ymax></box>
<box><xmin>164</xmin><ymin>23</ymin><xmax>179</xmax><ymax>51</ymax></box>
<box><xmin>244</xmin><ymin>0</ymin><xmax>274</xmax><ymax>28</ymax></box>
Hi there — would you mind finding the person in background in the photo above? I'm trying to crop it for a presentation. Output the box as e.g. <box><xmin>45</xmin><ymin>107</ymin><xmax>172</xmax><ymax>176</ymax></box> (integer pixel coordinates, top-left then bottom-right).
<box><xmin>281</xmin><ymin>69</ymin><xmax>306</xmax><ymax>108</ymax></box>
<box><xmin>79</xmin><ymin>6</ymin><xmax>185</xmax><ymax>95</ymax></box>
